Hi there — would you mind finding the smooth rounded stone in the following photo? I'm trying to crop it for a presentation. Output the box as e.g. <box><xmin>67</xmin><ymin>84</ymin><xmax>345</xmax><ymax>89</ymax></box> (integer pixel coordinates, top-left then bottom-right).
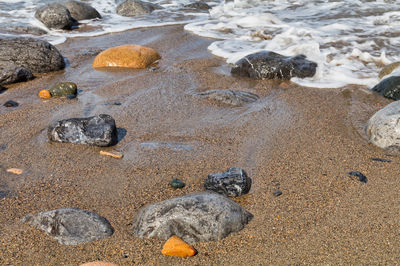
<box><xmin>35</xmin><ymin>3</ymin><xmax>77</xmax><ymax>30</ymax></box>
<box><xmin>62</xmin><ymin>0</ymin><xmax>102</xmax><ymax>20</ymax></box>
<box><xmin>184</xmin><ymin>1</ymin><xmax>211</xmax><ymax>10</ymax></box>
<box><xmin>4</xmin><ymin>100</ymin><xmax>19</xmax><ymax>107</ymax></box>
<box><xmin>348</xmin><ymin>171</ymin><xmax>367</xmax><ymax>183</ymax></box>
<box><xmin>132</xmin><ymin>191</ymin><xmax>253</xmax><ymax>244</ymax></box>
<box><xmin>22</xmin><ymin>208</ymin><xmax>114</xmax><ymax>245</ymax></box>
<box><xmin>92</xmin><ymin>45</ymin><xmax>161</xmax><ymax>69</ymax></box>
<box><xmin>0</xmin><ymin>66</ymin><xmax>34</xmax><ymax>85</ymax></box>
<box><xmin>48</xmin><ymin>114</ymin><xmax>118</xmax><ymax>147</ymax></box>
<box><xmin>366</xmin><ymin>100</ymin><xmax>400</xmax><ymax>149</ymax></box>
<box><xmin>116</xmin><ymin>0</ymin><xmax>162</xmax><ymax>17</ymax></box>
<box><xmin>379</xmin><ymin>62</ymin><xmax>400</xmax><ymax>79</ymax></box>
<box><xmin>231</xmin><ymin>51</ymin><xmax>317</xmax><ymax>80</ymax></box>
<box><xmin>0</xmin><ymin>37</ymin><xmax>65</xmax><ymax>73</ymax></box>
<box><xmin>273</xmin><ymin>190</ymin><xmax>282</xmax><ymax>197</ymax></box>
<box><xmin>170</xmin><ymin>178</ymin><xmax>185</xmax><ymax>189</ymax></box>
<box><xmin>48</xmin><ymin>82</ymin><xmax>78</xmax><ymax>97</ymax></box>
<box><xmin>204</xmin><ymin>167</ymin><xmax>252</xmax><ymax>197</ymax></box>
<box><xmin>195</xmin><ymin>89</ymin><xmax>259</xmax><ymax>106</ymax></box>
<box><xmin>371</xmin><ymin>76</ymin><xmax>400</xmax><ymax>100</ymax></box>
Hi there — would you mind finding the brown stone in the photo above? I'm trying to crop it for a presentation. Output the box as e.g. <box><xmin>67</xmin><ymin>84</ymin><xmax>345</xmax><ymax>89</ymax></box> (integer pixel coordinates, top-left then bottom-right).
<box><xmin>80</xmin><ymin>261</ymin><xmax>118</xmax><ymax>266</ymax></box>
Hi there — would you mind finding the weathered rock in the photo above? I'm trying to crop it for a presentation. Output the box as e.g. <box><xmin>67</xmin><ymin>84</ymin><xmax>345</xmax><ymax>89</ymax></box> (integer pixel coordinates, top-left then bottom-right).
<box><xmin>195</xmin><ymin>89</ymin><xmax>259</xmax><ymax>106</ymax></box>
<box><xmin>371</xmin><ymin>76</ymin><xmax>400</xmax><ymax>100</ymax></box>
<box><xmin>379</xmin><ymin>62</ymin><xmax>400</xmax><ymax>79</ymax></box>
<box><xmin>62</xmin><ymin>0</ymin><xmax>102</xmax><ymax>21</ymax></box>
<box><xmin>132</xmin><ymin>191</ymin><xmax>253</xmax><ymax>244</ymax></box>
<box><xmin>48</xmin><ymin>114</ymin><xmax>118</xmax><ymax>147</ymax></box>
<box><xmin>48</xmin><ymin>81</ymin><xmax>78</xmax><ymax>97</ymax></box>
<box><xmin>348</xmin><ymin>171</ymin><xmax>367</xmax><ymax>183</ymax></box>
<box><xmin>35</xmin><ymin>3</ymin><xmax>77</xmax><ymax>30</ymax></box>
<box><xmin>10</xmin><ymin>26</ymin><xmax>47</xmax><ymax>35</ymax></box>
<box><xmin>92</xmin><ymin>45</ymin><xmax>161</xmax><ymax>69</ymax></box>
<box><xmin>184</xmin><ymin>1</ymin><xmax>211</xmax><ymax>10</ymax></box>
<box><xmin>204</xmin><ymin>168</ymin><xmax>252</xmax><ymax>197</ymax></box>
<box><xmin>161</xmin><ymin>236</ymin><xmax>197</xmax><ymax>257</ymax></box>
<box><xmin>231</xmin><ymin>51</ymin><xmax>317</xmax><ymax>80</ymax></box>
<box><xmin>116</xmin><ymin>0</ymin><xmax>162</xmax><ymax>17</ymax></box>
<box><xmin>0</xmin><ymin>66</ymin><xmax>33</xmax><ymax>85</ymax></box>
<box><xmin>366</xmin><ymin>100</ymin><xmax>400</xmax><ymax>149</ymax></box>
<box><xmin>0</xmin><ymin>37</ymin><xmax>65</xmax><ymax>73</ymax></box>
<box><xmin>22</xmin><ymin>208</ymin><xmax>114</xmax><ymax>245</ymax></box>
<box><xmin>4</xmin><ymin>100</ymin><xmax>19</xmax><ymax>107</ymax></box>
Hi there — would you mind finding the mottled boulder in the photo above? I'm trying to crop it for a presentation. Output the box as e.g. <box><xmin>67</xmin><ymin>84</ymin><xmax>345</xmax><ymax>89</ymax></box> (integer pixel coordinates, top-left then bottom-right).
<box><xmin>231</xmin><ymin>51</ymin><xmax>317</xmax><ymax>80</ymax></box>
<box><xmin>48</xmin><ymin>81</ymin><xmax>78</xmax><ymax>97</ymax></box>
<box><xmin>204</xmin><ymin>168</ymin><xmax>252</xmax><ymax>197</ymax></box>
<box><xmin>0</xmin><ymin>37</ymin><xmax>65</xmax><ymax>73</ymax></box>
<box><xmin>22</xmin><ymin>208</ymin><xmax>114</xmax><ymax>245</ymax></box>
<box><xmin>116</xmin><ymin>0</ymin><xmax>162</xmax><ymax>16</ymax></box>
<box><xmin>63</xmin><ymin>0</ymin><xmax>101</xmax><ymax>20</ymax></box>
<box><xmin>371</xmin><ymin>76</ymin><xmax>400</xmax><ymax>100</ymax></box>
<box><xmin>92</xmin><ymin>45</ymin><xmax>161</xmax><ymax>69</ymax></box>
<box><xmin>366</xmin><ymin>100</ymin><xmax>400</xmax><ymax>149</ymax></box>
<box><xmin>184</xmin><ymin>1</ymin><xmax>211</xmax><ymax>10</ymax></box>
<box><xmin>132</xmin><ymin>192</ymin><xmax>253</xmax><ymax>244</ymax></box>
<box><xmin>48</xmin><ymin>114</ymin><xmax>118</xmax><ymax>147</ymax></box>
<box><xmin>0</xmin><ymin>66</ymin><xmax>33</xmax><ymax>85</ymax></box>
<box><xmin>379</xmin><ymin>62</ymin><xmax>400</xmax><ymax>79</ymax></box>
<box><xmin>35</xmin><ymin>3</ymin><xmax>77</xmax><ymax>30</ymax></box>
<box><xmin>195</xmin><ymin>89</ymin><xmax>259</xmax><ymax>106</ymax></box>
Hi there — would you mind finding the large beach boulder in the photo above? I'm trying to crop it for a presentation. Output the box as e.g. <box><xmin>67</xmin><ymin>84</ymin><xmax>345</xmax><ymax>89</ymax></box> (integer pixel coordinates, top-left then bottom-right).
<box><xmin>35</xmin><ymin>3</ymin><xmax>77</xmax><ymax>30</ymax></box>
<box><xmin>0</xmin><ymin>37</ymin><xmax>65</xmax><ymax>73</ymax></box>
<box><xmin>48</xmin><ymin>114</ymin><xmax>118</xmax><ymax>147</ymax></box>
<box><xmin>116</xmin><ymin>0</ymin><xmax>162</xmax><ymax>16</ymax></box>
<box><xmin>194</xmin><ymin>89</ymin><xmax>259</xmax><ymax>106</ymax></box>
<box><xmin>231</xmin><ymin>51</ymin><xmax>317</xmax><ymax>80</ymax></box>
<box><xmin>132</xmin><ymin>192</ymin><xmax>253</xmax><ymax>244</ymax></box>
<box><xmin>371</xmin><ymin>76</ymin><xmax>400</xmax><ymax>100</ymax></box>
<box><xmin>22</xmin><ymin>208</ymin><xmax>114</xmax><ymax>245</ymax></box>
<box><xmin>0</xmin><ymin>66</ymin><xmax>33</xmax><ymax>85</ymax></box>
<box><xmin>62</xmin><ymin>0</ymin><xmax>102</xmax><ymax>21</ymax></box>
<box><xmin>92</xmin><ymin>45</ymin><xmax>161</xmax><ymax>69</ymax></box>
<box><xmin>204</xmin><ymin>167</ymin><xmax>252</xmax><ymax>197</ymax></box>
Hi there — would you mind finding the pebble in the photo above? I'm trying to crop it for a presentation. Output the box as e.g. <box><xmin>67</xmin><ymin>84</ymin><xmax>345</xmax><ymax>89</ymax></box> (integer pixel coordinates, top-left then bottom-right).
<box><xmin>370</xmin><ymin>157</ymin><xmax>392</xmax><ymax>163</ymax></box>
<box><xmin>3</xmin><ymin>100</ymin><xmax>19</xmax><ymax>107</ymax></box>
<box><xmin>204</xmin><ymin>167</ymin><xmax>252</xmax><ymax>197</ymax></box>
<box><xmin>80</xmin><ymin>262</ymin><xmax>118</xmax><ymax>266</ymax></box>
<box><xmin>348</xmin><ymin>171</ymin><xmax>368</xmax><ymax>183</ymax></box>
<box><xmin>161</xmin><ymin>235</ymin><xmax>197</xmax><ymax>257</ymax></box>
<box><xmin>273</xmin><ymin>190</ymin><xmax>282</xmax><ymax>197</ymax></box>
<box><xmin>170</xmin><ymin>178</ymin><xmax>185</xmax><ymax>189</ymax></box>
<box><xmin>6</xmin><ymin>168</ymin><xmax>23</xmax><ymax>175</ymax></box>
<box><xmin>99</xmin><ymin>150</ymin><xmax>123</xmax><ymax>159</ymax></box>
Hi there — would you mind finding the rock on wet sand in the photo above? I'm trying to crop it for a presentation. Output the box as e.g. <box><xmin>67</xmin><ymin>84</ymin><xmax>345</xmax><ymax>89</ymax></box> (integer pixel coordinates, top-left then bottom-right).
<box><xmin>194</xmin><ymin>89</ymin><xmax>259</xmax><ymax>106</ymax></box>
<box><xmin>204</xmin><ymin>167</ymin><xmax>252</xmax><ymax>197</ymax></box>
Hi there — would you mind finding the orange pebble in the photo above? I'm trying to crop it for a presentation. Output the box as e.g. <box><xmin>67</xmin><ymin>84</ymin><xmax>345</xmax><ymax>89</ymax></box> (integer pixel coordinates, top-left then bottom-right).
<box><xmin>38</xmin><ymin>89</ymin><xmax>51</xmax><ymax>99</ymax></box>
<box><xmin>80</xmin><ymin>261</ymin><xmax>118</xmax><ymax>266</ymax></box>
<box><xmin>280</xmin><ymin>82</ymin><xmax>290</xmax><ymax>88</ymax></box>
<box><xmin>99</xmin><ymin>150</ymin><xmax>123</xmax><ymax>159</ymax></box>
<box><xmin>6</xmin><ymin>168</ymin><xmax>23</xmax><ymax>175</ymax></box>
<box><xmin>161</xmin><ymin>235</ymin><xmax>197</xmax><ymax>257</ymax></box>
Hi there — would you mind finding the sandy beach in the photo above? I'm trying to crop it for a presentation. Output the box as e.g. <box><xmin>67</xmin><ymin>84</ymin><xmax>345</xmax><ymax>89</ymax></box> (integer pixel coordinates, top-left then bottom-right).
<box><xmin>0</xmin><ymin>25</ymin><xmax>399</xmax><ymax>264</ymax></box>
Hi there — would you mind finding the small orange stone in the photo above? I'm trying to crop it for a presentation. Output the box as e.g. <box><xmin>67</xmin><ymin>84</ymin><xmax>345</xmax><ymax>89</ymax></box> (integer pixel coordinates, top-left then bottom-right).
<box><xmin>80</xmin><ymin>261</ymin><xmax>118</xmax><ymax>266</ymax></box>
<box><xmin>6</xmin><ymin>168</ymin><xmax>23</xmax><ymax>175</ymax></box>
<box><xmin>280</xmin><ymin>82</ymin><xmax>290</xmax><ymax>88</ymax></box>
<box><xmin>161</xmin><ymin>235</ymin><xmax>197</xmax><ymax>257</ymax></box>
<box><xmin>39</xmin><ymin>89</ymin><xmax>51</xmax><ymax>99</ymax></box>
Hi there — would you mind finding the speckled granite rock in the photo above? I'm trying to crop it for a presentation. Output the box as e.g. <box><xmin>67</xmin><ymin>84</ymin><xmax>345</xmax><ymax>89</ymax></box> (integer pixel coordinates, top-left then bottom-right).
<box><xmin>116</xmin><ymin>0</ymin><xmax>162</xmax><ymax>17</ymax></box>
<box><xmin>35</xmin><ymin>3</ymin><xmax>77</xmax><ymax>30</ymax></box>
<box><xmin>0</xmin><ymin>66</ymin><xmax>33</xmax><ymax>85</ymax></box>
<box><xmin>204</xmin><ymin>167</ymin><xmax>252</xmax><ymax>197</ymax></box>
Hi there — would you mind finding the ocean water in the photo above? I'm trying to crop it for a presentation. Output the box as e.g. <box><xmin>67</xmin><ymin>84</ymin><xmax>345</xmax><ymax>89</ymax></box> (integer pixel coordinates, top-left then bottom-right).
<box><xmin>1</xmin><ymin>0</ymin><xmax>400</xmax><ymax>88</ymax></box>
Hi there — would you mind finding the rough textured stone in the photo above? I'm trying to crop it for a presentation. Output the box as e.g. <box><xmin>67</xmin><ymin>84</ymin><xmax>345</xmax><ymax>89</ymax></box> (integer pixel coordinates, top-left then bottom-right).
<box><xmin>371</xmin><ymin>76</ymin><xmax>400</xmax><ymax>100</ymax></box>
<box><xmin>184</xmin><ymin>1</ymin><xmax>211</xmax><ymax>10</ymax></box>
<box><xmin>204</xmin><ymin>167</ymin><xmax>252</xmax><ymax>197</ymax></box>
<box><xmin>0</xmin><ymin>66</ymin><xmax>33</xmax><ymax>85</ymax></box>
<box><xmin>22</xmin><ymin>208</ymin><xmax>114</xmax><ymax>245</ymax></box>
<box><xmin>116</xmin><ymin>0</ymin><xmax>162</xmax><ymax>17</ymax></box>
<box><xmin>132</xmin><ymin>192</ymin><xmax>253</xmax><ymax>244</ymax></box>
<box><xmin>231</xmin><ymin>51</ymin><xmax>317</xmax><ymax>80</ymax></box>
<box><xmin>10</xmin><ymin>26</ymin><xmax>47</xmax><ymax>35</ymax></box>
<box><xmin>195</xmin><ymin>89</ymin><xmax>259</xmax><ymax>106</ymax></box>
<box><xmin>92</xmin><ymin>45</ymin><xmax>161</xmax><ymax>69</ymax></box>
<box><xmin>0</xmin><ymin>37</ymin><xmax>65</xmax><ymax>73</ymax></box>
<box><xmin>379</xmin><ymin>62</ymin><xmax>400</xmax><ymax>79</ymax></box>
<box><xmin>48</xmin><ymin>114</ymin><xmax>118</xmax><ymax>147</ymax></box>
<box><xmin>35</xmin><ymin>3</ymin><xmax>77</xmax><ymax>30</ymax></box>
<box><xmin>63</xmin><ymin>0</ymin><xmax>102</xmax><ymax>21</ymax></box>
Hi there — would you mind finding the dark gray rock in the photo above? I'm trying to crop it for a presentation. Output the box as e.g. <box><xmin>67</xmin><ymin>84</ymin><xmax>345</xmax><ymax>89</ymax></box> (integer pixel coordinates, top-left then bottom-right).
<box><xmin>371</xmin><ymin>76</ymin><xmax>400</xmax><ymax>100</ymax></box>
<box><xmin>348</xmin><ymin>171</ymin><xmax>367</xmax><ymax>183</ymax></box>
<box><xmin>22</xmin><ymin>208</ymin><xmax>114</xmax><ymax>245</ymax></box>
<box><xmin>204</xmin><ymin>167</ymin><xmax>252</xmax><ymax>197</ymax></box>
<box><xmin>184</xmin><ymin>1</ymin><xmax>211</xmax><ymax>10</ymax></box>
<box><xmin>48</xmin><ymin>114</ymin><xmax>118</xmax><ymax>147</ymax></box>
<box><xmin>195</xmin><ymin>89</ymin><xmax>259</xmax><ymax>106</ymax></box>
<box><xmin>4</xmin><ymin>100</ymin><xmax>19</xmax><ymax>107</ymax></box>
<box><xmin>35</xmin><ymin>3</ymin><xmax>77</xmax><ymax>30</ymax></box>
<box><xmin>116</xmin><ymin>0</ymin><xmax>162</xmax><ymax>17</ymax></box>
<box><xmin>62</xmin><ymin>0</ymin><xmax>102</xmax><ymax>20</ymax></box>
<box><xmin>273</xmin><ymin>190</ymin><xmax>282</xmax><ymax>197</ymax></box>
<box><xmin>0</xmin><ymin>37</ymin><xmax>65</xmax><ymax>73</ymax></box>
<box><xmin>231</xmin><ymin>51</ymin><xmax>317</xmax><ymax>80</ymax></box>
<box><xmin>132</xmin><ymin>192</ymin><xmax>253</xmax><ymax>244</ymax></box>
<box><xmin>0</xmin><ymin>66</ymin><xmax>33</xmax><ymax>85</ymax></box>
<box><xmin>370</xmin><ymin>157</ymin><xmax>392</xmax><ymax>163</ymax></box>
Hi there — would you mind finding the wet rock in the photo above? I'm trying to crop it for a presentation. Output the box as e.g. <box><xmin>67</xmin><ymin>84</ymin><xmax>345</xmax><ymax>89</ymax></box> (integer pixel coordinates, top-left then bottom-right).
<box><xmin>132</xmin><ymin>191</ymin><xmax>253</xmax><ymax>244</ymax></box>
<box><xmin>35</xmin><ymin>3</ymin><xmax>77</xmax><ymax>30</ymax></box>
<box><xmin>170</xmin><ymin>178</ymin><xmax>185</xmax><ymax>189</ymax></box>
<box><xmin>3</xmin><ymin>100</ymin><xmax>19</xmax><ymax>107</ymax></box>
<box><xmin>10</xmin><ymin>26</ymin><xmax>47</xmax><ymax>35</ymax></box>
<box><xmin>348</xmin><ymin>171</ymin><xmax>367</xmax><ymax>183</ymax></box>
<box><xmin>62</xmin><ymin>1</ymin><xmax>101</xmax><ymax>21</ymax></box>
<box><xmin>370</xmin><ymin>157</ymin><xmax>392</xmax><ymax>163</ymax></box>
<box><xmin>22</xmin><ymin>208</ymin><xmax>114</xmax><ymax>245</ymax></box>
<box><xmin>379</xmin><ymin>62</ymin><xmax>400</xmax><ymax>79</ymax></box>
<box><xmin>231</xmin><ymin>51</ymin><xmax>317</xmax><ymax>80</ymax></box>
<box><xmin>116</xmin><ymin>0</ymin><xmax>162</xmax><ymax>17</ymax></box>
<box><xmin>48</xmin><ymin>82</ymin><xmax>78</xmax><ymax>97</ymax></box>
<box><xmin>273</xmin><ymin>190</ymin><xmax>282</xmax><ymax>197</ymax></box>
<box><xmin>48</xmin><ymin>114</ymin><xmax>118</xmax><ymax>147</ymax></box>
<box><xmin>184</xmin><ymin>1</ymin><xmax>211</xmax><ymax>10</ymax></box>
<box><xmin>0</xmin><ymin>37</ymin><xmax>65</xmax><ymax>73</ymax></box>
<box><xmin>204</xmin><ymin>168</ymin><xmax>251</xmax><ymax>197</ymax></box>
<box><xmin>371</xmin><ymin>76</ymin><xmax>400</xmax><ymax>100</ymax></box>
<box><xmin>161</xmin><ymin>235</ymin><xmax>197</xmax><ymax>257</ymax></box>
<box><xmin>195</xmin><ymin>89</ymin><xmax>259</xmax><ymax>106</ymax></box>
<box><xmin>0</xmin><ymin>66</ymin><xmax>34</xmax><ymax>85</ymax></box>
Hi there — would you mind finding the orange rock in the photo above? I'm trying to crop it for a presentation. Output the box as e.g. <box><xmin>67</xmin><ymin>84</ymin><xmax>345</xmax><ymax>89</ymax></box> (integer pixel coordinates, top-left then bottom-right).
<box><xmin>39</xmin><ymin>89</ymin><xmax>51</xmax><ymax>99</ymax></box>
<box><xmin>92</xmin><ymin>45</ymin><xmax>161</xmax><ymax>69</ymax></box>
<box><xmin>80</xmin><ymin>261</ymin><xmax>118</xmax><ymax>266</ymax></box>
<box><xmin>99</xmin><ymin>150</ymin><xmax>123</xmax><ymax>159</ymax></box>
<box><xmin>280</xmin><ymin>82</ymin><xmax>290</xmax><ymax>88</ymax></box>
<box><xmin>161</xmin><ymin>235</ymin><xmax>197</xmax><ymax>257</ymax></box>
<box><xmin>6</xmin><ymin>168</ymin><xmax>23</xmax><ymax>175</ymax></box>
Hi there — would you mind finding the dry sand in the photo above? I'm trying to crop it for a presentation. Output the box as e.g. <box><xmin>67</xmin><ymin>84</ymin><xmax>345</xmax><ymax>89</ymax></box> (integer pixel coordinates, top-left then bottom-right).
<box><xmin>0</xmin><ymin>25</ymin><xmax>399</xmax><ymax>265</ymax></box>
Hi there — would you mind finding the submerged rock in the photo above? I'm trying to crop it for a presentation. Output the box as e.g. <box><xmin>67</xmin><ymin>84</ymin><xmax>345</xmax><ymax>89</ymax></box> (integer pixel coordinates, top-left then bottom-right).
<box><xmin>62</xmin><ymin>0</ymin><xmax>101</xmax><ymax>21</ymax></box>
<box><xmin>35</xmin><ymin>3</ymin><xmax>77</xmax><ymax>30</ymax></box>
<box><xmin>0</xmin><ymin>66</ymin><xmax>34</xmax><ymax>85</ymax></box>
<box><xmin>371</xmin><ymin>76</ymin><xmax>400</xmax><ymax>100</ymax></box>
<box><xmin>204</xmin><ymin>167</ymin><xmax>252</xmax><ymax>197</ymax></box>
<box><xmin>195</xmin><ymin>89</ymin><xmax>259</xmax><ymax>106</ymax></box>
<box><xmin>22</xmin><ymin>208</ymin><xmax>114</xmax><ymax>245</ymax></box>
<box><xmin>231</xmin><ymin>51</ymin><xmax>317</xmax><ymax>80</ymax></box>
<box><xmin>379</xmin><ymin>62</ymin><xmax>400</xmax><ymax>79</ymax></box>
<box><xmin>48</xmin><ymin>114</ymin><xmax>118</xmax><ymax>147</ymax></box>
<box><xmin>132</xmin><ymin>192</ymin><xmax>253</xmax><ymax>244</ymax></box>
<box><xmin>48</xmin><ymin>82</ymin><xmax>78</xmax><ymax>97</ymax></box>
<box><xmin>116</xmin><ymin>0</ymin><xmax>162</xmax><ymax>17</ymax></box>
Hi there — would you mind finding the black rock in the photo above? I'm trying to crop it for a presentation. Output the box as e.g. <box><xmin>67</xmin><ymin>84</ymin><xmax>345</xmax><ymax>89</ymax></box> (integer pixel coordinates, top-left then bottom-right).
<box><xmin>348</xmin><ymin>171</ymin><xmax>368</xmax><ymax>183</ymax></box>
<box><xmin>231</xmin><ymin>51</ymin><xmax>317</xmax><ymax>80</ymax></box>
<box><xmin>116</xmin><ymin>0</ymin><xmax>162</xmax><ymax>17</ymax></box>
<box><xmin>204</xmin><ymin>167</ymin><xmax>252</xmax><ymax>197</ymax></box>
<box><xmin>0</xmin><ymin>66</ymin><xmax>34</xmax><ymax>85</ymax></box>
<box><xmin>273</xmin><ymin>190</ymin><xmax>282</xmax><ymax>197</ymax></box>
<box><xmin>132</xmin><ymin>192</ymin><xmax>253</xmax><ymax>244</ymax></box>
<box><xmin>371</xmin><ymin>76</ymin><xmax>400</xmax><ymax>100</ymax></box>
<box><xmin>0</xmin><ymin>37</ymin><xmax>65</xmax><ymax>73</ymax></box>
<box><xmin>195</xmin><ymin>89</ymin><xmax>259</xmax><ymax>106</ymax></box>
<box><xmin>370</xmin><ymin>157</ymin><xmax>392</xmax><ymax>163</ymax></box>
<box><xmin>48</xmin><ymin>114</ymin><xmax>118</xmax><ymax>147</ymax></box>
<box><xmin>62</xmin><ymin>0</ymin><xmax>102</xmax><ymax>21</ymax></box>
<box><xmin>35</xmin><ymin>3</ymin><xmax>77</xmax><ymax>30</ymax></box>
<box><xmin>4</xmin><ymin>100</ymin><xmax>19</xmax><ymax>107</ymax></box>
<box><xmin>184</xmin><ymin>1</ymin><xmax>211</xmax><ymax>10</ymax></box>
<box><xmin>22</xmin><ymin>208</ymin><xmax>114</xmax><ymax>245</ymax></box>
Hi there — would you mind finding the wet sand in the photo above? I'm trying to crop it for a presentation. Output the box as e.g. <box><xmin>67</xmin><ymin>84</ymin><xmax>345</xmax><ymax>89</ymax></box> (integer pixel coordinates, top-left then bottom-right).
<box><xmin>0</xmin><ymin>25</ymin><xmax>399</xmax><ymax>264</ymax></box>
